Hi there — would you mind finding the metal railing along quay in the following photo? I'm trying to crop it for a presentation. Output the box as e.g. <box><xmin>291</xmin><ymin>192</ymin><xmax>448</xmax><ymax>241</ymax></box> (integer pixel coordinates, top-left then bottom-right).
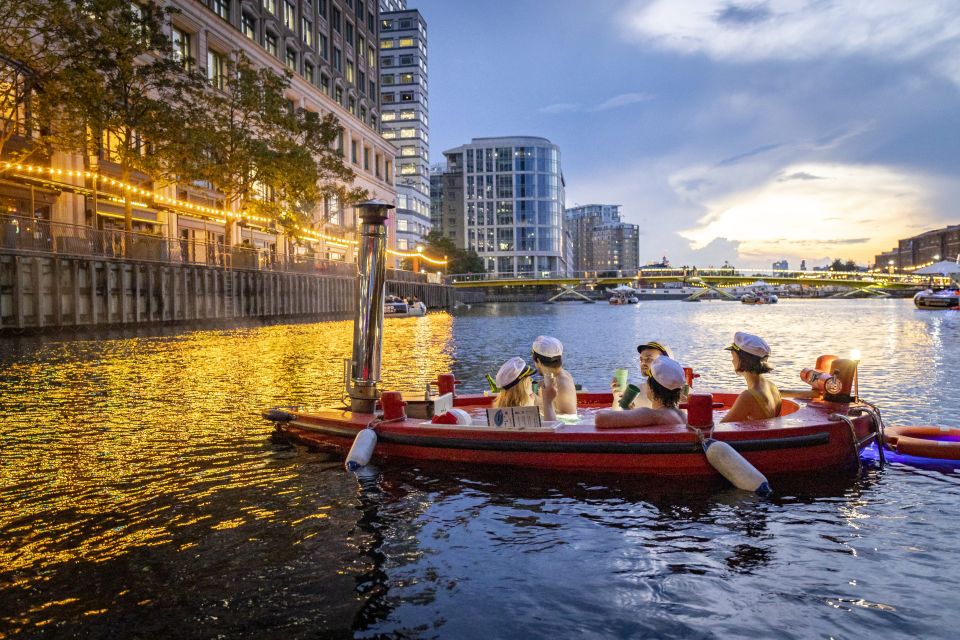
<box><xmin>0</xmin><ymin>214</ymin><xmax>434</xmax><ymax>284</ymax></box>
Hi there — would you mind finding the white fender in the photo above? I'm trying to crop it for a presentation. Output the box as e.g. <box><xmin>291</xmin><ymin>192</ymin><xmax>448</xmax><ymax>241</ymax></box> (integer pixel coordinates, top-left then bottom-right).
<box><xmin>703</xmin><ymin>438</ymin><xmax>772</xmax><ymax>496</ymax></box>
<box><xmin>345</xmin><ymin>428</ymin><xmax>378</xmax><ymax>471</ymax></box>
<box><xmin>448</xmin><ymin>408</ymin><xmax>472</xmax><ymax>425</ymax></box>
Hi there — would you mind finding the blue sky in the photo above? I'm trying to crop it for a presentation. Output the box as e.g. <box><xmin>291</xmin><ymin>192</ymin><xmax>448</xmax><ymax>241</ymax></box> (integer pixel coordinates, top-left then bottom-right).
<box><xmin>413</xmin><ymin>0</ymin><xmax>960</xmax><ymax>267</ymax></box>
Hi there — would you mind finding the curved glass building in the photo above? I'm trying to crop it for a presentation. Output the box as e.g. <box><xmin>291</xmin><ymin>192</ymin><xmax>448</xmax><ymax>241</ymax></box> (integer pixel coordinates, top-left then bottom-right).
<box><xmin>442</xmin><ymin>136</ymin><xmax>566</xmax><ymax>277</ymax></box>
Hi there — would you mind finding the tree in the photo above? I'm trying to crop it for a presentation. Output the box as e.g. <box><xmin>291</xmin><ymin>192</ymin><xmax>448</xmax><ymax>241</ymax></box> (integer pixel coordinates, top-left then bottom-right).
<box><xmin>51</xmin><ymin>0</ymin><xmax>205</xmax><ymax>234</ymax></box>
<box><xmin>829</xmin><ymin>259</ymin><xmax>859</xmax><ymax>272</ymax></box>
<box><xmin>0</xmin><ymin>1</ymin><xmax>80</xmax><ymax>165</ymax></box>
<box><xmin>416</xmin><ymin>230</ymin><xmax>485</xmax><ymax>274</ymax></box>
<box><xmin>185</xmin><ymin>52</ymin><xmax>365</xmax><ymax>245</ymax></box>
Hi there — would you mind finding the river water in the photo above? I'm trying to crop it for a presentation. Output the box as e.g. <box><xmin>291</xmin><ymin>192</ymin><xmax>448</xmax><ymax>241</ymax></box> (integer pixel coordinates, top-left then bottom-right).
<box><xmin>1</xmin><ymin>299</ymin><xmax>959</xmax><ymax>638</ymax></box>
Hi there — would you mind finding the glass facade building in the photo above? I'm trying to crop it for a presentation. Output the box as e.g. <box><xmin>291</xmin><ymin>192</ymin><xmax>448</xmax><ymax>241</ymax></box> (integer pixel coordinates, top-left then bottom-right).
<box><xmin>443</xmin><ymin>136</ymin><xmax>566</xmax><ymax>277</ymax></box>
<box><xmin>378</xmin><ymin>2</ymin><xmax>431</xmax><ymax>252</ymax></box>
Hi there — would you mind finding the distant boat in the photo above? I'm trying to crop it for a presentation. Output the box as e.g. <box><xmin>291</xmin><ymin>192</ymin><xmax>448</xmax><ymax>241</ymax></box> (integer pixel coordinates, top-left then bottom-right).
<box><xmin>385</xmin><ymin>295</ymin><xmax>427</xmax><ymax>317</ymax></box>
<box><xmin>914</xmin><ymin>286</ymin><xmax>959</xmax><ymax>309</ymax></box>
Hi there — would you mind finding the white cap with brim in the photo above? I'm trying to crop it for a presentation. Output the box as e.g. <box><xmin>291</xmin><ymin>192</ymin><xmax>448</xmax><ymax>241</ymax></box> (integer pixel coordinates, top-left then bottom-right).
<box><xmin>649</xmin><ymin>356</ymin><xmax>686</xmax><ymax>391</ymax></box>
<box><xmin>532</xmin><ymin>335</ymin><xmax>563</xmax><ymax>359</ymax></box>
<box><xmin>724</xmin><ymin>331</ymin><xmax>771</xmax><ymax>358</ymax></box>
<box><xmin>495</xmin><ymin>356</ymin><xmax>535</xmax><ymax>390</ymax></box>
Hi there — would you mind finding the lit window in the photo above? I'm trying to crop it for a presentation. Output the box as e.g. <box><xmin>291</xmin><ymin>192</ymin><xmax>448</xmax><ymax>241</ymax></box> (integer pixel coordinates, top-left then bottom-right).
<box><xmin>400</xmin><ymin>164</ymin><xmax>416</xmax><ymax>175</ymax></box>
<box><xmin>380</xmin><ymin>39</ymin><xmax>393</xmax><ymax>49</ymax></box>
<box><xmin>301</xmin><ymin>18</ymin><xmax>313</xmax><ymax>46</ymax></box>
<box><xmin>207</xmin><ymin>50</ymin><xmax>226</xmax><ymax>89</ymax></box>
<box><xmin>367</xmin><ymin>46</ymin><xmax>376</xmax><ymax>67</ymax></box>
<box><xmin>262</xmin><ymin>0</ymin><xmax>277</xmax><ymax>16</ymax></box>
<box><xmin>265</xmin><ymin>33</ymin><xmax>278</xmax><ymax>57</ymax></box>
<box><xmin>399</xmin><ymin>73</ymin><xmax>413</xmax><ymax>84</ymax></box>
<box><xmin>346</xmin><ymin>61</ymin><xmax>354</xmax><ymax>83</ymax></box>
<box><xmin>241</xmin><ymin>13</ymin><xmax>256</xmax><ymax>40</ymax></box>
<box><xmin>284</xmin><ymin>1</ymin><xmax>296</xmax><ymax>30</ymax></box>
<box><xmin>211</xmin><ymin>0</ymin><xmax>229</xmax><ymax>20</ymax></box>
<box><xmin>381</xmin><ymin>19</ymin><xmax>393</xmax><ymax>30</ymax></box>
<box><xmin>381</xmin><ymin>111</ymin><xmax>396</xmax><ymax>121</ymax></box>
<box><xmin>400</xmin><ymin>146</ymin><xmax>416</xmax><ymax>156</ymax></box>
<box><xmin>399</xmin><ymin>127</ymin><xmax>415</xmax><ymax>138</ymax></box>
<box><xmin>171</xmin><ymin>27</ymin><xmax>192</xmax><ymax>69</ymax></box>
<box><xmin>399</xmin><ymin>109</ymin><xmax>415</xmax><ymax>120</ymax></box>
<box><xmin>382</xmin><ymin>130</ymin><xmax>397</xmax><ymax>140</ymax></box>
<box><xmin>285</xmin><ymin>48</ymin><xmax>297</xmax><ymax>72</ymax></box>
<box><xmin>398</xmin><ymin>38</ymin><xmax>414</xmax><ymax>47</ymax></box>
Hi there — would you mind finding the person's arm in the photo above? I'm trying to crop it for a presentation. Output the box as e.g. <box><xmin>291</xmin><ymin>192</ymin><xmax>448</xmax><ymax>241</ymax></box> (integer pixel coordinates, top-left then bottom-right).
<box><xmin>720</xmin><ymin>391</ymin><xmax>761</xmax><ymax>423</ymax></box>
<box><xmin>595</xmin><ymin>407</ymin><xmax>664</xmax><ymax>429</ymax></box>
<box><xmin>540</xmin><ymin>375</ymin><xmax>557</xmax><ymax>421</ymax></box>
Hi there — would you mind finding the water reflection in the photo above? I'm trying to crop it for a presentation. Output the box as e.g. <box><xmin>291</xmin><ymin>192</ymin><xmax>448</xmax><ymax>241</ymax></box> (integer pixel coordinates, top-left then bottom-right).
<box><xmin>1</xmin><ymin>301</ymin><xmax>959</xmax><ymax>637</ymax></box>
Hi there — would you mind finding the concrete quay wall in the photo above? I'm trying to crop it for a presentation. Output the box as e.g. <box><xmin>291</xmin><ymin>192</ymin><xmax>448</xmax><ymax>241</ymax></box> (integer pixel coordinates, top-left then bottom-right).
<box><xmin>0</xmin><ymin>251</ymin><xmax>454</xmax><ymax>332</ymax></box>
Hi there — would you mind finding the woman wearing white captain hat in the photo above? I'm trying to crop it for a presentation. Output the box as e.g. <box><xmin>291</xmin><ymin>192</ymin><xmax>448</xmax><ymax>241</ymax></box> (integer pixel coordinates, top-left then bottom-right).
<box><xmin>493</xmin><ymin>357</ymin><xmax>536</xmax><ymax>410</ymax></box>
<box><xmin>595</xmin><ymin>357</ymin><xmax>687</xmax><ymax>429</ymax></box>
<box><xmin>721</xmin><ymin>332</ymin><xmax>782</xmax><ymax>423</ymax></box>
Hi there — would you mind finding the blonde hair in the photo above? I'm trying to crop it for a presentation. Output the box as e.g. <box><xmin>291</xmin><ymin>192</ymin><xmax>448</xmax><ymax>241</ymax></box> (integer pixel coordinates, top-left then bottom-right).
<box><xmin>494</xmin><ymin>377</ymin><xmax>533</xmax><ymax>408</ymax></box>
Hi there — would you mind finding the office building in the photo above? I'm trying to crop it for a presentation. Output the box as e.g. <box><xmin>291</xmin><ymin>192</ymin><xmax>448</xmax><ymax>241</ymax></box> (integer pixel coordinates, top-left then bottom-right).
<box><xmin>378</xmin><ymin>1</ymin><xmax>431</xmax><ymax>251</ymax></box>
<box><xmin>772</xmin><ymin>259</ymin><xmax>789</xmax><ymax>270</ymax></box>
<box><xmin>565</xmin><ymin>204</ymin><xmax>639</xmax><ymax>273</ymax></box>
<box><xmin>442</xmin><ymin>136</ymin><xmax>566</xmax><ymax>276</ymax></box>
<box><xmin>873</xmin><ymin>224</ymin><xmax>960</xmax><ymax>270</ymax></box>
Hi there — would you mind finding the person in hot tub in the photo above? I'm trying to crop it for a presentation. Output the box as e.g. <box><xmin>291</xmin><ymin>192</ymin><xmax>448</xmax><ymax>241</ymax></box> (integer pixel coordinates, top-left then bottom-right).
<box><xmin>493</xmin><ymin>357</ymin><xmax>536</xmax><ymax>409</ymax></box>
<box><xmin>595</xmin><ymin>357</ymin><xmax>686</xmax><ymax>428</ymax></box>
<box><xmin>721</xmin><ymin>332</ymin><xmax>781</xmax><ymax>422</ymax></box>
<box><xmin>530</xmin><ymin>335</ymin><xmax>578</xmax><ymax>416</ymax></box>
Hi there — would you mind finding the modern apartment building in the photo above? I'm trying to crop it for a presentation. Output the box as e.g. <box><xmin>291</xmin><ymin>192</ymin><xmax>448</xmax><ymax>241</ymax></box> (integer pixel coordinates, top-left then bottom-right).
<box><xmin>565</xmin><ymin>204</ymin><xmax>639</xmax><ymax>274</ymax></box>
<box><xmin>0</xmin><ymin>0</ymin><xmax>397</xmax><ymax>265</ymax></box>
<box><xmin>442</xmin><ymin>136</ymin><xmax>566</xmax><ymax>277</ymax></box>
<box><xmin>378</xmin><ymin>1</ymin><xmax>431</xmax><ymax>252</ymax></box>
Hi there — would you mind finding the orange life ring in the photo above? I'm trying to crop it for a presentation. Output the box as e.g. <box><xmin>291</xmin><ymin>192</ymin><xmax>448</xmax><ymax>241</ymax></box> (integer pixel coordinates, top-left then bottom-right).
<box><xmin>885</xmin><ymin>425</ymin><xmax>960</xmax><ymax>459</ymax></box>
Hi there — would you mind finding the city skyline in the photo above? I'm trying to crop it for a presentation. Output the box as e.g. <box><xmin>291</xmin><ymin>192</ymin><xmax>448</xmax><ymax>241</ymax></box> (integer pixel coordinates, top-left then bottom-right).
<box><xmin>415</xmin><ymin>0</ymin><xmax>960</xmax><ymax>267</ymax></box>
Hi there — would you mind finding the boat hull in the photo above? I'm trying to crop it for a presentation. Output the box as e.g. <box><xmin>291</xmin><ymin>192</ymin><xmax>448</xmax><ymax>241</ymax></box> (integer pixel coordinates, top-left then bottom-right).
<box><xmin>268</xmin><ymin>392</ymin><xmax>876</xmax><ymax>477</ymax></box>
<box><xmin>914</xmin><ymin>293</ymin><xmax>959</xmax><ymax>309</ymax></box>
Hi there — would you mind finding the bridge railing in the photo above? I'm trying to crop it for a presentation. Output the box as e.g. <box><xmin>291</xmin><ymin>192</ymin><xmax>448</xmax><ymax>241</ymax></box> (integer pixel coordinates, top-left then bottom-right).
<box><xmin>446</xmin><ymin>267</ymin><xmax>946</xmax><ymax>286</ymax></box>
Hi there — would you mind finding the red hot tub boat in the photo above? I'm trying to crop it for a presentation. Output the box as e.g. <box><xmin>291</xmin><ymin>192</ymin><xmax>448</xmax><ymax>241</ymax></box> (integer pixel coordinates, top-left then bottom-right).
<box><xmin>265</xmin><ymin>389</ymin><xmax>880</xmax><ymax>478</ymax></box>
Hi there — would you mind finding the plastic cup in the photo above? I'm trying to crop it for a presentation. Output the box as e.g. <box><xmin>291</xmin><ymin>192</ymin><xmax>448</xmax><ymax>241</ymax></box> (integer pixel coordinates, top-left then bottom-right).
<box><xmin>613</xmin><ymin>368</ymin><xmax>628</xmax><ymax>392</ymax></box>
<box><xmin>619</xmin><ymin>383</ymin><xmax>642</xmax><ymax>410</ymax></box>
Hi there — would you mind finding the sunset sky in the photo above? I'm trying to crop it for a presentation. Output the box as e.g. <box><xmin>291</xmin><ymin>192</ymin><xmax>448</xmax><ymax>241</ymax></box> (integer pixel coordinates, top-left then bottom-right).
<box><xmin>415</xmin><ymin>0</ymin><xmax>960</xmax><ymax>267</ymax></box>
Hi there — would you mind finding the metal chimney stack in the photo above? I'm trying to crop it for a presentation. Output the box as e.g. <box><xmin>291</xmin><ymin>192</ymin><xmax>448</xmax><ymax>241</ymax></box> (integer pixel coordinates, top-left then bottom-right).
<box><xmin>348</xmin><ymin>199</ymin><xmax>394</xmax><ymax>413</ymax></box>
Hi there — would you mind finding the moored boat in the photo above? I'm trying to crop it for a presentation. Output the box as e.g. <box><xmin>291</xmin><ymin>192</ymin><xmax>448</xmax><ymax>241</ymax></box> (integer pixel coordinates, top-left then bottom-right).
<box><xmin>385</xmin><ymin>295</ymin><xmax>427</xmax><ymax>316</ymax></box>
<box><xmin>913</xmin><ymin>286</ymin><xmax>959</xmax><ymax>309</ymax></box>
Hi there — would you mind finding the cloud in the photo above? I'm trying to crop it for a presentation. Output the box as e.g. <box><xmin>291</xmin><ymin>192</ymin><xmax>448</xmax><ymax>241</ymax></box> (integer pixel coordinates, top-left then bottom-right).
<box><xmin>716</xmin><ymin>142</ymin><xmax>782</xmax><ymax>167</ymax></box>
<box><xmin>619</xmin><ymin>0</ymin><xmax>960</xmax><ymax>84</ymax></box>
<box><xmin>538</xmin><ymin>102</ymin><xmax>582</xmax><ymax>114</ymax></box>
<box><xmin>591</xmin><ymin>92</ymin><xmax>655</xmax><ymax>111</ymax></box>
<box><xmin>679</xmin><ymin>162</ymin><xmax>943</xmax><ymax>265</ymax></box>
<box><xmin>538</xmin><ymin>92</ymin><xmax>654</xmax><ymax>114</ymax></box>
<box><xmin>778</xmin><ymin>171</ymin><xmax>824</xmax><ymax>182</ymax></box>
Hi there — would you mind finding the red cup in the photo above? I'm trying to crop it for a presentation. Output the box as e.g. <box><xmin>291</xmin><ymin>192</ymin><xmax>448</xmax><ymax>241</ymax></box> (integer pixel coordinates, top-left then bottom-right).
<box><xmin>437</xmin><ymin>373</ymin><xmax>459</xmax><ymax>396</ymax></box>
<box><xmin>686</xmin><ymin>392</ymin><xmax>714</xmax><ymax>427</ymax></box>
<box><xmin>380</xmin><ymin>391</ymin><xmax>407</xmax><ymax>420</ymax></box>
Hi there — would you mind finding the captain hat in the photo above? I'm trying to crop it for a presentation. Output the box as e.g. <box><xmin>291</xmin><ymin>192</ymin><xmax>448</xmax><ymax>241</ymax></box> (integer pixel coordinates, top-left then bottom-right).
<box><xmin>637</xmin><ymin>340</ymin><xmax>672</xmax><ymax>358</ymax></box>
<box><xmin>649</xmin><ymin>356</ymin><xmax>686</xmax><ymax>391</ymax></box>
<box><xmin>724</xmin><ymin>331</ymin><xmax>771</xmax><ymax>358</ymax></box>
<box><xmin>532</xmin><ymin>335</ymin><xmax>563</xmax><ymax>359</ymax></box>
<box><xmin>495</xmin><ymin>357</ymin><xmax>535</xmax><ymax>390</ymax></box>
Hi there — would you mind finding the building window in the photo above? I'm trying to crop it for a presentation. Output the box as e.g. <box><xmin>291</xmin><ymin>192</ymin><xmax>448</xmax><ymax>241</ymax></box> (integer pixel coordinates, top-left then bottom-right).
<box><xmin>367</xmin><ymin>46</ymin><xmax>376</xmax><ymax>67</ymax></box>
<box><xmin>171</xmin><ymin>27</ymin><xmax>192</xmax><ymax>69</ymax></box>
<box><xmin>333</xmin><ymin>47</ymin><xmax>342</xmax><ymax>71</ymax></box>
<box><xmin>359</xmin><ymin>105</ymin><xmax>366</xmax><ymax>121</ymax></box>
<box><xmin>346</xmin><ymin>61</ymin><xmax>354</xmax><ymax>83</ymax></box>
<box><xmin>332</xmin><ymin>7</ymin><xmax>341</xmax><ymax>32</ymax></box>
<box><xmin>348</xmin><ymin>96</ymin><xmax>356</xmax><ymax>115</ymax></box>
<box><xmin>363</xmin><ymin>147</ymin><xmax>370</xmax><ymax>170</ymax></box>
<box><xmin>351</xmin><ymin>140</ymin><xmax>358</xmax><ymax>164</ymax></box>
<box><xmin>399</xmin><ymin>72</ymin><xmax>413</xmax><ymax>84</ymax></box>
<box><xmin>399</xmin><ymin>109</ymin><xmax>415</xmax><ymax>120</ymax></box>
<box><xmin>320</xmin><ymin>73</ymin><xmax>330</xmax><ymax>95</ymax></box>
<box><xmin>399</xmin><ymin>54</ymin><xmax>414</xmax><ymax>65</ymax></box>
<box><xmin>265</xmin><ymin>32</ymin><xmax>278</xmax><ymax>57</ymax></box>
<box><xmin>399</xmin><ymin>19</ymin><xmax>413</xmax><ymax>29</ymax></box>
<box><xmin>400</xmin><ymin>146</ymin><xmax>416</xmax><ymax>156</ymax></box>
<box><xmin>381</xmin><ymin>130</ymin><xmax>397</xmax><ymax>140</ymax></box>
<box><xmin>304</xmin><ymin>61</ymin><xmax>315</xmax><ymax>83</ymax></box>
<box><xmin>400</xmin><ymin>164</ymin><xmax>416</xmax><ymax>175</ymax></box>
<box><xmin>302</xmin><ymin>18</ymin><xmax>313</xmax><ymax>46</ymax></box>
<box><xmin>207</xmin><ymin>50</ymin><xmax>226</xmax><ymax>90</ymax></box>
<box><xmin>367</xmin><ymin>11</ymin><xmax>374</xmax><ymax>31</ymax></box>
<box><xmin>284</xmin><ymin>1</ymin><xmax>296</xmax><ymax>30</ymax></box>
<box><xmin>358</xmin><ymin>71</ymin><xmax>366</xmax><ymax>94</ymax></box>
<box><xmin>317</xmin><ymin>0</ymin><xmax>326</xmax><ymax>18</ymax></box>
<box><xmin>399</xmin><ymin>127</ymin><xmax>415</xmax><ymax>138</ymax></box>
<box><xmin>345</xmin><ymin>21</ymin><xmax>354</xmax><ymax>45</ymax></box>
<box><xmin>211</xmin><ymin>0</ymin><xmax>229</xmax><ymax>20</ymax></box>
<box><xmin>241</xmin><ymin>13</ymin><xmax>256</xmax><ymax>40</ymax></box>
<box><xmin>381</xmin><ymin>74</ymin><xmax>394</xmax><ymax>85</ymax></box>
<box><xmin>381</xmin><ymin>92</ymin><xmax>394</xmax><ymax>103</ymax></box>
<box><xmin>334</xmin><ymin>85</ymin><xmax>343</xmax><ymax>105</ymax></box>
<box><xmin>400</xmin><ymin>92</ymin><xmax>413</xmax><ymax>102</ymax></box>
<box><xmin>398</xmin><ymin>37</ymin><xmax>414</xmax><ymax>48</ymax></box>
<box><xmin>285</xmin><ymin>48</ymin><xmax>297</xmax><ymax>72</ymax></box>
<box><xmin>380</xmin><ymin>39</ymin><xmax>393</xmax><ymax>49</ymax></box>
<box><xmin>381</xmin><ymin>111</ymin><xmax>396</xmax><ymax>122</ymax></box>
<box><xmin>319</xmin><ymin>34</ymin><xmax>328</xmax><ymax>59</ymax></box>
<box><xmin>358</xmin><ymin>35</ymin><xmax>365</xmax><ymax>57</ymax></box>
<box><xmin>355</xmin><ymin>1</ymin><xmax>364</xmax><ymax>20</ymax></box>
<box><xmin>369</xmin><ymin>80</ymin><xmax>376</xmax><ymax>96</ymax></box>
<box><xmin>381</xmin><ymin>19</ymin><xmax>393</xmax><ymax>31</ymax></box>
<box><xmin>381</xmin><ymin>56</ymin><xmax>393</xmax><ymax>67</ymax></box>
<box><xmin>262</xmin><ymin>0</ymin><xmax>277</xmax><ymax>16</ymax></box>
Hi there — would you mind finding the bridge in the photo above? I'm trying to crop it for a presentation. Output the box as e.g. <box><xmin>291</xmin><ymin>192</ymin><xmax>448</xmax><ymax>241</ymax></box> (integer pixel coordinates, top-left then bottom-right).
<box><xmin>447</xmin><ymin>268</ymin><xmax>949</xmax><ymax>300</ymax></box>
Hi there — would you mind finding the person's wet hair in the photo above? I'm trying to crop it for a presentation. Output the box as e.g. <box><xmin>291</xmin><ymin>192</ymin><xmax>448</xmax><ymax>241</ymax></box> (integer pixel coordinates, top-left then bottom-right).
<box><xmin>735</xmin><ymin>350</ymin><xmax>773</xmax><ymax>374</ymax></box>
<box><xmin>532</xmin><ymin>352</ymin><xmax>562</xmax><ymax>369</ymax></box>
<box><xmin>648</xmin><ymin>376</ymin><xmax>682</xmax><ymax>408</ymax></box>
